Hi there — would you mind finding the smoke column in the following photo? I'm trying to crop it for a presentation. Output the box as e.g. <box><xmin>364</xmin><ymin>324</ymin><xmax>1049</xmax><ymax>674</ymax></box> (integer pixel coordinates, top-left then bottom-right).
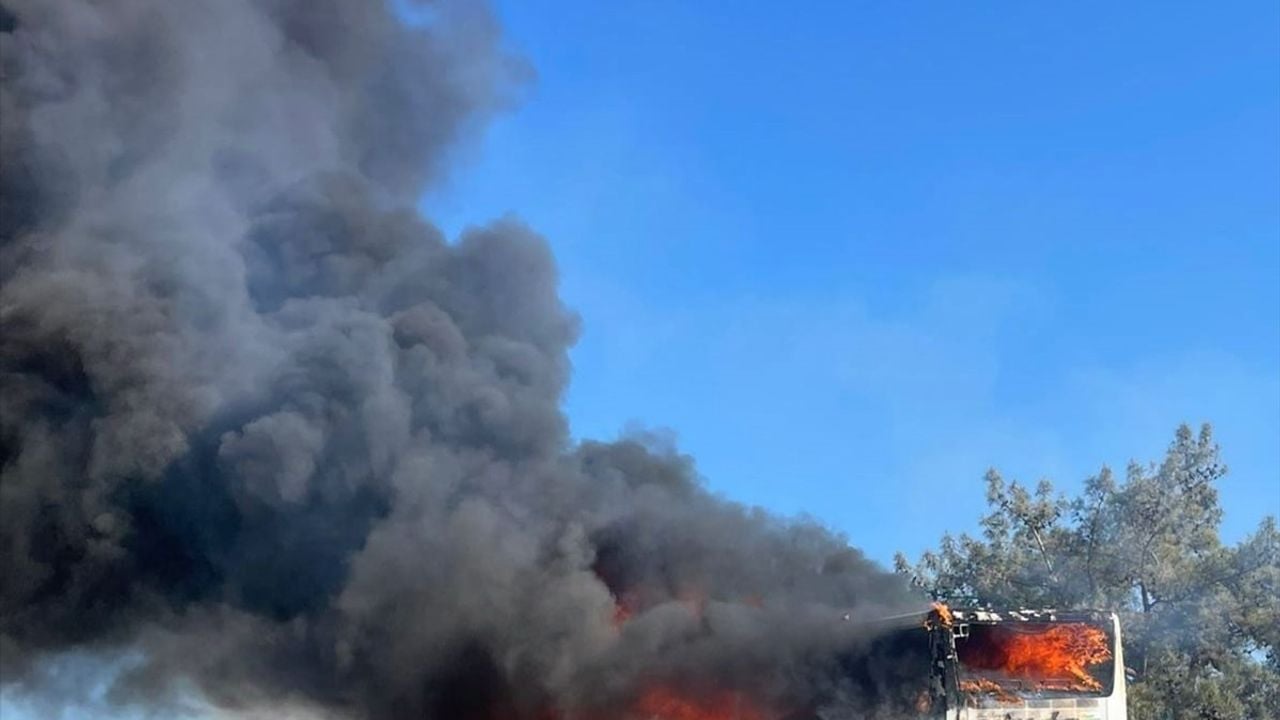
<box><xmin>0</xmin><ymin>1</ymin><xmax>925</xmax><ymax>717</ymax></box>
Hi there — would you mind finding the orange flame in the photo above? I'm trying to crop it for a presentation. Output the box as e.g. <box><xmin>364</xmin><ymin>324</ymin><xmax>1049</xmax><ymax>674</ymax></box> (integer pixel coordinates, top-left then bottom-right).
<box><xmin>957</xmin><ymin>622</ymin><xmax>1112</xmax><ymax>693</ymax></box>
<box><xmin>632</xmin><ymin>687</ymin><xmax>770</xmax><ymax>720</ymax></box>
<box><xmin>928</xmin><ymin>602</ymin><xmax>954</xmax><ymax>628</ymax></box>
<box><xmin>613</xmin><ymin>601</ymin><xmax>635</xmax><ymax>627</ymax></box>
<box><xmin>598</xmin><ymin>586</ymin><xmax>784</xmax><ymax>719</ymax></box>
<box><xmin>957</xmin><ymin>678</ymin><xmax>1020</xmax><ymax>703</ymax></box>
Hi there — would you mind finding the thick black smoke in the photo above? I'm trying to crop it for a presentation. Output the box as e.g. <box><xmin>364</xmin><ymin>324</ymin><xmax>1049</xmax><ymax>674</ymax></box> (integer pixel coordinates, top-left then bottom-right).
<box><xmin>0</xmin><ymin>1</ymin><xmax>925</xmax><ymax>717</ymax></box>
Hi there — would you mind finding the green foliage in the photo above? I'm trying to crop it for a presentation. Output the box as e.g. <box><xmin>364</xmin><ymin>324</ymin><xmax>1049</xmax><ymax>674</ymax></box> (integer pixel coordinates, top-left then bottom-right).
<box><xmin>895</xmin><ymin>424</ymin><xmax>1280</xmax><ymax>720</ymax></box>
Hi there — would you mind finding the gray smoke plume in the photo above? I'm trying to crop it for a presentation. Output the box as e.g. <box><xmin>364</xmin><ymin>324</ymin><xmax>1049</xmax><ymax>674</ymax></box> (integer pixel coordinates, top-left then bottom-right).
<box><xmin>0</xmin><ymin>1</ymin><xmax>925</xmax><ymax>717</ymax></box>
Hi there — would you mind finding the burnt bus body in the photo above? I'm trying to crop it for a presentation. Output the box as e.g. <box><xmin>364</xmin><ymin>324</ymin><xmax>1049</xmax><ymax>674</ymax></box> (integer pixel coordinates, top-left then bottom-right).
<box><xmin>825</xmin><ymin>607</ymin><xmax>1128</xmax><ymax>720</ymax></box>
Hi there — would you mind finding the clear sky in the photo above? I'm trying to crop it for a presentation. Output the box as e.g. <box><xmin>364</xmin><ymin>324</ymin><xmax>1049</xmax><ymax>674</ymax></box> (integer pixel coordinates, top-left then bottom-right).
<box><xmin>425</xmin><ymin>0</ymin><xmax>1280</xmax><ymax>564</ymax></box>
<box><xmin>5</xmin><ymin>2</ymin><xmax>1278</xmax><ymax>719</ymax></box>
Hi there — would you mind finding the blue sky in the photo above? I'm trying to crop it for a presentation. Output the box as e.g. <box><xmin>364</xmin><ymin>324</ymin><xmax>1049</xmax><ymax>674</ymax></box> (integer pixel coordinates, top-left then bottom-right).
<box><xmin>5</xmin><ymin>2</ymin><xmax>1278</xmax><ymax>718</ymax></box>
<box><xmin>425</xmin><ymin>0</ymin><xmax>1280</xmax><ymax>563</ymax></box>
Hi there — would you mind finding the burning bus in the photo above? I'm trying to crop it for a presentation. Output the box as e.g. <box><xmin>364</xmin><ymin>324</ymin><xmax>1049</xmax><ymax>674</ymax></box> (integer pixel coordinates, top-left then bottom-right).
<box><xmin>888</xmin><ymin>605</ymin><xmax>1130</xmax><ymax>720</ymax></box>
<box><xmin>611</xmin><ymin>604</ymin><xmax>1130</xmax><ymax>720</ymax></box>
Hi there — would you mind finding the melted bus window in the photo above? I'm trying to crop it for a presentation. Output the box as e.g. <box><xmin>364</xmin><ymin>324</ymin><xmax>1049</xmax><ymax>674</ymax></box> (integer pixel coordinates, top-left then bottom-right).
<box><xmin>953</xmin><ymin>621</ymin><xmax>1115</xmax><ymax>698</ymax></box>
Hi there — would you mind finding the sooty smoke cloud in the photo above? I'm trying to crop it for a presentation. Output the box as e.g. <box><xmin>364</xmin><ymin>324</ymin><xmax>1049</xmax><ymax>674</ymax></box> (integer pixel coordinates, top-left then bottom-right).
<box><xmin>0</xmin><ymin>1</ymin><xmax>925</xmax><ymax>717</ymax></box>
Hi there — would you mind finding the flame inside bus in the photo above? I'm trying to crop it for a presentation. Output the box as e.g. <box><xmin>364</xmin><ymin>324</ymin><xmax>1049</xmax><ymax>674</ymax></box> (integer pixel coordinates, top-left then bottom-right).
<box><xmin>955</xmin><ymin>621</ymin><xmax>1114</xmax><ymax>696</ymax></box>
<box><xmin>932</xmin><ymin>607</ymin><xmax>1129</xmax><ymax>719</ymax></box>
